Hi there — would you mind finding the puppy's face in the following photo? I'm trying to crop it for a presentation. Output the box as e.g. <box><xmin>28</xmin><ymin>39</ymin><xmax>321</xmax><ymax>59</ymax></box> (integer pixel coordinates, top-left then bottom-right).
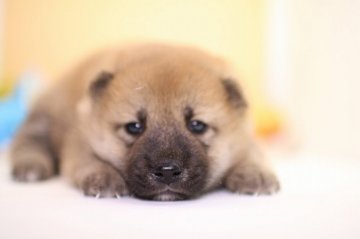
<box><xmin>82</xmin><ymin>49</ymin><xmax>247</xmax><ymax>200</ymax></box>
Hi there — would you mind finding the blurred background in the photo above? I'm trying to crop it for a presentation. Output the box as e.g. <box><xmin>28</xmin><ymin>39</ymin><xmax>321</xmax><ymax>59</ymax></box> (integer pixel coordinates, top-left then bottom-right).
<box><xmin>0</xmin><ymin>0</ymin><xmax>359</xmax><ymax>158</ymax></box>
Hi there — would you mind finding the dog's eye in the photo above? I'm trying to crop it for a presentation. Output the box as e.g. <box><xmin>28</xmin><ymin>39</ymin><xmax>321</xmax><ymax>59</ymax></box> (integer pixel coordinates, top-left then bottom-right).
<box><xmin>188</xmin><ymin>120</ymin><xmax>208</xmax><ymax>134</ymax></box>
<box><xmin>125</xmin><ymin>122</ymin><xmax>144</xmax><ymax>135</ymax></box>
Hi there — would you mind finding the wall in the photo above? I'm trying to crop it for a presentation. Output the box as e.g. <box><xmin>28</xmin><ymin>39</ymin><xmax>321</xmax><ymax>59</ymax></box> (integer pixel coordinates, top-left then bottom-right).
<box><xmin>0</xmin><ymin>0</ymin><xmax>4</xmax><ymax>78</ymax></box>
<box><xmin>287</xmin><ymin>0</ymin><xmax>360</xmax><ymax>157</ymax></box>
<box><xmin>3</xmin><ymin>0</ymin><xmax>266</xmax><ymax>103</ymax></box>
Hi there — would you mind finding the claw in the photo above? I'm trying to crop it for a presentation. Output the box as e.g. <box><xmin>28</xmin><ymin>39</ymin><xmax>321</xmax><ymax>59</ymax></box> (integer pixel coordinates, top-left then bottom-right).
<box><xmin>115</xmin><ymin>193</ymin><xmax>121</xmax><ymax>200</ymax></box>
<box><xmin>95</xmin><ymin>192</ymin><xmax>101</xmax><ymax>199</ymax></box>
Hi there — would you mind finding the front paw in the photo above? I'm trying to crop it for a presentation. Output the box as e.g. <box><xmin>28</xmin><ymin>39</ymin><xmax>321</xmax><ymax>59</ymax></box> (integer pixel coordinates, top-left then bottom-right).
<box><xmin>80</xmin><ymin>171</ymin><xmax>128</xmax><ymax>198</ymax></box>
<box><xmin>12</xmin><ymin>161</ymin><xmax>52</xmax><ymax>182</ymax></box>
<box><xmin>225</xmin><ymin>166</ymin><xmax>280</xmax><ymax>195</ymax></box>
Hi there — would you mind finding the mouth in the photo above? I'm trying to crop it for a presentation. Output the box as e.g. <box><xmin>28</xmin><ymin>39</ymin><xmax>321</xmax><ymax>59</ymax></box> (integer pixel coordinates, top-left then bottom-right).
<box><xmin>151</xmin><ymin>189</ymin><xmax>189</xmax><ymax>201</ymax></box>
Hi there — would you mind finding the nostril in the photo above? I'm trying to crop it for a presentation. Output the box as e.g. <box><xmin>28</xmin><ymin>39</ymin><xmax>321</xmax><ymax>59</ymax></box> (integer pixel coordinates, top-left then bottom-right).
<box><xmin>172</xmin><ymin>171</ymin><xmax>181</xmax><ymax>177</ymax></box>
<box><xmin>154</xmin><ymin>172</ymin><xmax>163</xmax><ymax>177</ymax></box>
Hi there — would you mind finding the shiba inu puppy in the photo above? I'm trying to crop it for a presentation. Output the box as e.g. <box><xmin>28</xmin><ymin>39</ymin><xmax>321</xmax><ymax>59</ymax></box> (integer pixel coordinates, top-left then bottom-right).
<box><xmin>11</xmin><ymin>44</ymin><xmax>280</xmax><ymax>200</ymax></box>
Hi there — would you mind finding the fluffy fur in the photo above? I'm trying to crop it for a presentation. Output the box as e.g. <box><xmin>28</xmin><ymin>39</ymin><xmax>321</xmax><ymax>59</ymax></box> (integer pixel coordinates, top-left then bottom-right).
<box><xmin>11</xmin><ymin>44</ymin><xmax>280</xmax><ymax>200</ymax></box>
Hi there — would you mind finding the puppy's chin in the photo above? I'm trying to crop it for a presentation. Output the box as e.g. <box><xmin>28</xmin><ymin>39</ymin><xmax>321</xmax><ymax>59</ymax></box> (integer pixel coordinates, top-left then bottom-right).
<box><xmin>139</xmin><ymin>190</ymin><xmax>189</xmax><ymax>201</ymax></box>
<box><xmin>133</xmin><ymin>186</ymin><xmax>192</xmax><ymax>201</ymax></box>
<box><xmin>152</xmin><ymin>191</ymin><xmax>189</xmax><ymax>201</ymax></box>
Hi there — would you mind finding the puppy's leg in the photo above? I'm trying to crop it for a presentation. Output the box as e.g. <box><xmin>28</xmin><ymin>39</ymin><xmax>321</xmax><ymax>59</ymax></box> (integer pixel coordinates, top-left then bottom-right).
<box><xmin>11</xmin><ymin>109</ymin><xmax>57</xmax><ymax>182</ymax></box>
<box><xmin>224</xmin><ymin>144</ymin><xmax>280</xmax><ymax>195</ymax></box>
<box><xmin>61</xmin><ymin>132</ymin><xmax>128</xmax><ymax>198</ymax></box>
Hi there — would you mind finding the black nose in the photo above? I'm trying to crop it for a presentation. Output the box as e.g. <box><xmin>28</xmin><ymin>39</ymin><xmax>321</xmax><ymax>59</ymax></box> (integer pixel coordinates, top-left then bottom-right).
<box><xmin>152</xmin><ymin>164</ymin><xmax>182</xmax><ymax>184</ymax></box>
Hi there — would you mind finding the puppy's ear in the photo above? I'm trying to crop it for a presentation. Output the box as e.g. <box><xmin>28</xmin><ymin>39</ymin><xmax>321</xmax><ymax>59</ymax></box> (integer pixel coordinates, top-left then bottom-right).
<box><xmin>89</xmin><ymin>71</ymin><xmax>114</xmax><ymax>98</ymax></box>
<box><xmin>221</xmin><ymin>78</ymin><xmax>248</xmax><ymax>109</ymax></box>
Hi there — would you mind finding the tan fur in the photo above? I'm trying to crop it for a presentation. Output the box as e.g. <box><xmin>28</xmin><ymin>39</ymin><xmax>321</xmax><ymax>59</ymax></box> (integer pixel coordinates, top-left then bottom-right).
<box><xmin>11</xmin><ymin>44</ymin><xmax>279</xmax><ymax>199</ymax></box>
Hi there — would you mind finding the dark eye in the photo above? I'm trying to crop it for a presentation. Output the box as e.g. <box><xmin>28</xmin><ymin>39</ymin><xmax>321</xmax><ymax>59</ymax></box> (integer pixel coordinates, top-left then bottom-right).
<box><xmin>188</xmin><ymin>120</ymin><xmax>208</xmax><ymax>134</ymax></box>
<box><xmin>125</xmin><ymin>122</ymin><xmax>144</xmax><ymax>135</ymax></box>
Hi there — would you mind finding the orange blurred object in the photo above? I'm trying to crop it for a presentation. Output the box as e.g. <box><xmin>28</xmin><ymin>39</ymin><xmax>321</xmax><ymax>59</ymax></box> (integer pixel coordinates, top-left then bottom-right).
<box><xmin>252</xmin><ymin>105</ymin><xmax>283</xmax><ymax>138</ymax></box>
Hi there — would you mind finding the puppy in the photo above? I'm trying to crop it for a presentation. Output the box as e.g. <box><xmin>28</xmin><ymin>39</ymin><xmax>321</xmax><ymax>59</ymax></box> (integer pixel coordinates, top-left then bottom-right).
<box><xmin>10</xmin><ymin>44</ymin><xmax>280</xmax><ymax>200</ymax></box>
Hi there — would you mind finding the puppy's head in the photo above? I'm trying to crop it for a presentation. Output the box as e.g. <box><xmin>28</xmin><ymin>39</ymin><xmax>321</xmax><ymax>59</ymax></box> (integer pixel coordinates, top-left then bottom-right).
<box><xmin>80</xmin><ymin>45</ymin><xmax>247</xmax><ymax>200</ymax></box>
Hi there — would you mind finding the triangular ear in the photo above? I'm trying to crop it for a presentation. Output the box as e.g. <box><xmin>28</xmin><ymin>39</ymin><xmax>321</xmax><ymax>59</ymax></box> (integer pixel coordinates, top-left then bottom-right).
<box><xmin>89</xmin><ymin>71</ymin><xmax>114</xmax><ymax>98</ymax></box>
<box><xmin>221</xmin><ymin>78</ymin><xmax>248</xmax><ymax>109</ymax></box>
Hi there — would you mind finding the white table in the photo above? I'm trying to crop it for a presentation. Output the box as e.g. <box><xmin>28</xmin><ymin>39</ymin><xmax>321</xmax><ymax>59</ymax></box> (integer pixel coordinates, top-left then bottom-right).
<box><xmin>1</xmin><ymin>151</ymin><xmax>359</xmax><ymax>239</ymax></box>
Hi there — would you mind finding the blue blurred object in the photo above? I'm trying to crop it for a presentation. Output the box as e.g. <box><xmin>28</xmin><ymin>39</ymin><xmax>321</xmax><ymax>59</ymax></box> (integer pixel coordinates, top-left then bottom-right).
<box><xmin>0</xmin><ymin>80</ymin><xmax>28</xmax><ymax>148</ymax></box>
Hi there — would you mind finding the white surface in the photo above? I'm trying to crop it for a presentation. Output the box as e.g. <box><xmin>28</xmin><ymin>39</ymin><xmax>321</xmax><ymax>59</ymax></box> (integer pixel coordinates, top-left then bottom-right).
<box><xmin>0</xmin><ymin>152</ymin><xmax>360</xmax><ymax>239</ymax></box>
